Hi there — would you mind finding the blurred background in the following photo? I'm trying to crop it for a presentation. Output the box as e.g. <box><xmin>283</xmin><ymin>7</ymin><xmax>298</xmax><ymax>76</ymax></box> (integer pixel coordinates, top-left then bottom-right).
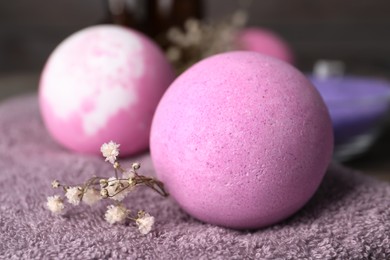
<box><xmin>1</xmin><ymin>0</ymin><xmax>390</xmax><ymax>180</ymax></box>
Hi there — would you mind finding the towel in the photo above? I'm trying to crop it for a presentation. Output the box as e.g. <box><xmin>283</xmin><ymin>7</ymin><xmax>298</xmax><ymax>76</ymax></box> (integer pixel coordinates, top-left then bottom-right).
<box><xmin>1</xmin><ymin>95</ymin><xmax>389</xmax><ymax>259</ymax></box>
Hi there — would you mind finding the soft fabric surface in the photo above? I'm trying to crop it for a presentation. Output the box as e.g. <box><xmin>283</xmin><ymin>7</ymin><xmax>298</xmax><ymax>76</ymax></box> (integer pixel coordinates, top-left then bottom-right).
<box><xmin>1</xmin><ymin>95</ymin><xmax>389</xmax><ymax>259</ymax></box>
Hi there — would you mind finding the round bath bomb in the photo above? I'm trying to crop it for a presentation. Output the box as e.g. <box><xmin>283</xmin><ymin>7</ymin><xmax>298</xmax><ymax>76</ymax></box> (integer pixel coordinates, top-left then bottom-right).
<box><xmin>150</xmin><ymin>51</ymin><xmax>333</xmax><ymax>229</ymax></box>
<box><xmin>39</xmin><ymin>25</ymin><xmax>175</xmax><ymax>156</ymax></box>
<box><xmin>235</xmin><ymin>27</ymin><xmax>294</xmax><ymax>64</ymax></box>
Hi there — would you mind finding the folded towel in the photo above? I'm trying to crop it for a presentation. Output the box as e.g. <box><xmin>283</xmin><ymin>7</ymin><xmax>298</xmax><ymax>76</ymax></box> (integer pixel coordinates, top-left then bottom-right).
<box><xmin>1</xmin><ymin>95</ymin><xmax>389</xmax><ymax>259</ymax></box>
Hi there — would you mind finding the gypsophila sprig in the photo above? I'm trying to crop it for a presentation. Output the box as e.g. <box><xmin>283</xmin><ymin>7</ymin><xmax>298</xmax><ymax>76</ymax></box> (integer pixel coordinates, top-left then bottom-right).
<box><xmin>82</xmin><ymin>188</ymin><xmax>101</xmax><ymax>206</ymax></box>
<box><xmin>46</xmin><ymin>141</ymin><xmax>168</xmax><ymax>235</ymax></box>
<box><xmin>166</xmin><ymin>10</ymin><xmax>248</xmax><ymax>74</ymax></box>
<box><xmin>51</xmin><ymin>180</ymin><xmax>60</xmax><ymax>188</ymax></box>
<box><xmin>65</xmin><ymin>186</ymin><xmax>83</xmax><ymax>205</ymax></box>
<box><xmin>136</xmin><ymin>211</ymin><xmax>155</xmax><ymax>235</ymax></box>
<box><xmin>105</xmin><ymin>204</ymin><xmax>129</xmax><ymax>225</ymax></box>
<box><xmin>100</xmin><ymin>141</ymin><xmax>120</xmax><ymax>164</ymax></box>
<box><xmin>46</xmin><ymin>195</ymin><xmax>65</xmax><ymax>214</ymax></box>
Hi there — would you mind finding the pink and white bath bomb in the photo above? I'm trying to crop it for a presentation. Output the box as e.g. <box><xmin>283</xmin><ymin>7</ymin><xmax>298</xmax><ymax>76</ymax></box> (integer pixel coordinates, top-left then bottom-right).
<box><xmin>235</xmin><ymin>27</ymin><xmax>294</xmax><ymax>64</ymax></box>
<box><xmin>39</xmin><ymin>25</ymin><xmax>175</xmax><ymax>156</ymax></box>
<box><xmin>150</xmin><ymin>51</ymin><xmax>333</xmax><ymax>229</ymax></box>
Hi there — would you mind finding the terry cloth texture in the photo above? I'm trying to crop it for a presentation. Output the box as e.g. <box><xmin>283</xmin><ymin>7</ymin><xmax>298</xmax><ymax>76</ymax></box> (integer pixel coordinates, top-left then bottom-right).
<box><xmin>0</xmin><ymin>95</ymin><xmax>390</xmax><ymax>259</ymax></box>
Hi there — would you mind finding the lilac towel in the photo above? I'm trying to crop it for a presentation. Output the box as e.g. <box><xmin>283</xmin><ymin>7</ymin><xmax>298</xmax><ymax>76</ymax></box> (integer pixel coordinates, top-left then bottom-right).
<box><xmin>1</xmin><ymin>95</ymin><xmax>390</xmax><ymax>259</ymax></box>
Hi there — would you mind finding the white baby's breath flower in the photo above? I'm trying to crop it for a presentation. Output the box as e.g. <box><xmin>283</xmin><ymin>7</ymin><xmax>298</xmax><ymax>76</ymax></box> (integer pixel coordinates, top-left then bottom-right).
<box><xmin>100</xmin><ymin>141</ymin><xmax>120</xmax><ymax>164</ymax></box>
<box><xmin>65</xmin><ymin>186</ymin><xmax>83</xmax><ymax>205</ymax></box>
<box><xmin>106</xmin><ymin>177</ymin><xmax>130</xmax><ymax>201</ymax></box>
<box><xmin>51</xmin><ymin>180</ymin><xmax>60</xmax><ymax>188</ymax></box>
<box><xmin>136</xmin><ymin>213</ymin><xmax>155</xmax><ymax>235</ymax></box>
<box><xmin>82</xmin><ymin>188</ymin><xmax>101</xmax><ymax>206</ymax></box>
<box><xmin>46</xmin><ymin>195</ymin><xmax>65</xmax><ymax>214</ymax></box>
<box><xmin>105</xmin><ymin>204</ymin><xmax>129</xmax><ymax>225</ymax></box>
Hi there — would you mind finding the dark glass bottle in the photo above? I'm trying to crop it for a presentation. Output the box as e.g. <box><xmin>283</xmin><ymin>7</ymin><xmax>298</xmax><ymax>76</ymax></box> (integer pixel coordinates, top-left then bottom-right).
<box><xmin>104</xmin><ymin>0</ymin><xmax>202</xmax><ymax>46</ymax></box>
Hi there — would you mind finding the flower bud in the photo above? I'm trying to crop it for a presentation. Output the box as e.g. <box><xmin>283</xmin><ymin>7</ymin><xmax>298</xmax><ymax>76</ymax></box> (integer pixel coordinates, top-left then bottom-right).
<box><xmin>132</xmin><ymin>162</ymin><xmax>141</xmax><ymax>170</ymax></box>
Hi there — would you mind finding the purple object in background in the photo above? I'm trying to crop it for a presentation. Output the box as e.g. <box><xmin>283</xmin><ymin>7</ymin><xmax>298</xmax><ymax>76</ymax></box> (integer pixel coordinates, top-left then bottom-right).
<box><xmin>309</xmin><ymin>75</ymin><xmax>390</xmax><ymax>160</ymax></box>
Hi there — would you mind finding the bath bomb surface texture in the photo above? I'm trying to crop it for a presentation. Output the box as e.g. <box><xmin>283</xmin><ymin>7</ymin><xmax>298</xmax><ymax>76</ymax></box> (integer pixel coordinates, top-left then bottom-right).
<box><xmin>235</xmin><ymin>27</ymin><xmax>294</xmax><ymax>64</ymax></box>
<box><xmin>150</xmin><ymin>51</ymin><xmax>333</xmax><ymax>229</ymax></box>
<box><xmin>39</xmin><ymin>25</ymin><xmax>175</xmax><ymax>156</ymax></box>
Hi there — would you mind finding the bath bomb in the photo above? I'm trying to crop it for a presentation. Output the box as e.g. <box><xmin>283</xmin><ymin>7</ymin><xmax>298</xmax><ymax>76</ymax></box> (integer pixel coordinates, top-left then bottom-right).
<box><xmin>235</xmin><ymin>27</ymin><xmax>294</xmax><ymax>64</ymax></box>
<box><xmin>150</xmin><ymin>51</ymin><xmax>333</xmax><ymax>229</ymax></box>
<box><xmin>39</xmin><ymin>25</ymin><xmax>175</xmax><ymax>156</ymax></box>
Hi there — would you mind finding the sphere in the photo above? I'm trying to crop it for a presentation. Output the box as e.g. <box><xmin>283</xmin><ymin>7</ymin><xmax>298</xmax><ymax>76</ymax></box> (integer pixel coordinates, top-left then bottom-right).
<box><xmin>235</xmin><ymin>27</ymin><xmax>294</xmax><ymax>64</ymax></box>
<box><xmin>150</xmin><ymin>51</ymin><xmax>333</xmax><ymax>229</ymax></box>
<box><xmin>39</xmin><ymin>25</ymin><xmax>175</xmax><ymax>155</ymax></box>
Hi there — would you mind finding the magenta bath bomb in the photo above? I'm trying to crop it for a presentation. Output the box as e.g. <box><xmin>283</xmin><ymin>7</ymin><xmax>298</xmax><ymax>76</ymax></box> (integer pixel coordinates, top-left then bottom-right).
<box><xmin>150</xmin><ymin>51</ymin><xmax>333</xmax><ymax>229</ymax></box>
<box><xmin>235</xmin><ymin>27</ymin><xmax>294</xmax><ymax>64</ymax></box>
<box><xmin>39</xmin><ymin>25</ymin><xmax>175</xmax><ymax>155</ymax></box>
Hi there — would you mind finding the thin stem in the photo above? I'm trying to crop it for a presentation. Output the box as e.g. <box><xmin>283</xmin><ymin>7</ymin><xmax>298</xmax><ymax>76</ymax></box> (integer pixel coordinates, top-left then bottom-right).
<box><xmin>114</xmin><ymin>168</ymin><xmax>118</xmax><ymax>179</ymax></box>
<box><xmin>52</xmin><ymin>163</ymin><xmax>168</xmax><ymax>201</ymax></box>
<box><xmin>133</xmin><ymin>175</ymin><xmax>169</xmax><ymax>197</ymax></box>
<box><xmin>106</xmin><ymin>184</ymin><xmax>132</xmax><ymax>198</ymax></box>
<box><xmin>84</xmin><ymin>176</ymin><xmax>100</xmax><ymax>189</ymax></box>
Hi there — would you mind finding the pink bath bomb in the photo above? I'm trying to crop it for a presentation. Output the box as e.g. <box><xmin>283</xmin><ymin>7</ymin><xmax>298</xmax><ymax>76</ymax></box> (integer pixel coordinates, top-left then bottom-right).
<box><xmin>39</xmin><ymin>25</ymin><xmax>175</xmax><ymax>156</ymax></box>
<box><xmin>150</xmin><ymin>51</ymin><xmax>333</xmax><ymax>229</ymax></box>
<box><xmin>235</xmin><ymin>27</ymin><xmax>294</xmax><ymax>64</ymax></box>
